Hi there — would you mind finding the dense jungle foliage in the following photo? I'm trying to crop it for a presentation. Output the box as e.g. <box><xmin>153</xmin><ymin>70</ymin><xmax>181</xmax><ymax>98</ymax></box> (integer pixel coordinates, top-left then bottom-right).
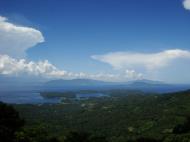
<box><xmin>1</xmin><ymin>89</ymin><xmax>190</xmax><ymax>142</ymax></box>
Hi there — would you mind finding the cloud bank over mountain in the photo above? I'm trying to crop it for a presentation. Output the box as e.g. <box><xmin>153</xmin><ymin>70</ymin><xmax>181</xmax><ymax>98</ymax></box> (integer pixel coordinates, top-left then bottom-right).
<box><xmin>0</xmin><ymin>54</ymin><xmax>143</xmax><ymax>82</ymax></box>
<box><xmin>92</xmin><ymin>49</ymin><xmax>190</xmax><ymax>83</ymax></box>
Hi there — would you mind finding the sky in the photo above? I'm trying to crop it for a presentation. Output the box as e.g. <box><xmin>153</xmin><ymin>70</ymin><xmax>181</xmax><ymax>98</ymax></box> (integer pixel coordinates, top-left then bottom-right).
<box><xmin>0</xmin><ymin>0</ymin><xmax>190</xmax><ymax>83</ymax></box>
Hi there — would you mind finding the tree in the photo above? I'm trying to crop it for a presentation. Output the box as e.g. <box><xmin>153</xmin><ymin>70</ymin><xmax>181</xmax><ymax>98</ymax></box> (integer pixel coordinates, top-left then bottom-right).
<box><xmin>64</xmin><ymin>131</ymin><xmax>91</xmax><ymax>142</ymax></box>
<box><xmin>136</xmin><ymin>137</ymin><xmax>162</xmax><ymax>142</ymax></box>
<box><xmin>173</xmin><ymin>117</ymin><xmax>190</xmax><ymax>134</ymax></box>
<box><xmin>64</xmin><ymin>131</ymin><xmax>108</xmax><ymax>142</ymax></box>
<box><xmin>15</xmin><ymin>124</ymin><xmax>60</xmax><ymax>142</ymax></box>
<box><xmin>0</xmin><ymin>102</ymin><xmax>24</xmax><ymax>142</ymax></box>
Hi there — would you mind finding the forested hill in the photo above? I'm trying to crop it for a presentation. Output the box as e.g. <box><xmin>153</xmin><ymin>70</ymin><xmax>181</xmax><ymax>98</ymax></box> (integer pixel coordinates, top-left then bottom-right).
<box><xmin>12</xmin><ymin>89</ymin><xmax>190</xmax><ymax>142</ymax></box>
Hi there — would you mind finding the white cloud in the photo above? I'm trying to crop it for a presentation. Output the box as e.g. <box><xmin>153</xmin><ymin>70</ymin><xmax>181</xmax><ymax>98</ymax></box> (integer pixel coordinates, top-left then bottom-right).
<box><xmin>183</xmin><ymin>0</ymin><xmax>190</xmax><ymax>10</ymax></box>
<box><xmin>0</xmin><ymin>16</ymin><xmax>44</xmax><ymax>57</ymax></box>
<box><xmin>0</xmin><ymin>54</ymin><xmax>143</xmax><ymax>81</ymax></box>
<box><xmin>0</xmin><ymin>54</ymin><xmax>66</xmax><ymax>78</ymax></box>
<box><xmin>125</xmin><ymin>69</ymin><xmax>143</xmax><ymax>80</ymax></box>
<box><xmin>86</xmin><ymin>70</ymin><xmax>143</xmax><ymax>82</ymax></box>
<box><xmin>92</xmin><ymin>49</ymin><xmax>190</xmax><ymax>71</ymax></box>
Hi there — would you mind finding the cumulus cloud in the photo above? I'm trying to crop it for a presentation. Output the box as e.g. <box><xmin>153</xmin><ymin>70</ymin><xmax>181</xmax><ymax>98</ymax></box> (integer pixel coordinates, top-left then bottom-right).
<box><xmin>183</xmin><ymin>0</ymin><xmax>190</xmax><ymax>10</ymax></box>
<box><xmin>91</xmin><ymin>49</ymin><xmax>190</xmax><ymax>71</ymax></box>
<box><xmin>0</xmin><ymin>54</ymin><xmax>66</xmax><ymax>78</ymax></box>
<box><xmin>0</xmin><ymin>54</ymin><xmax>143</xmax><ymax>81</ymax></box>
<box><xmin>0</xmin><ymin>16</ymin><xmax>44</xmax><ymax>57</ymax></box>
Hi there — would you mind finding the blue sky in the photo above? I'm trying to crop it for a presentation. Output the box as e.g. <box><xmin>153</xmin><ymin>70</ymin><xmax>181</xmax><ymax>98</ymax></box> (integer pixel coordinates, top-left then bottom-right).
<box><xmin>0</xmin><ymin>0</ymin><xmax>190</xmax><ymax>83</ymax></box>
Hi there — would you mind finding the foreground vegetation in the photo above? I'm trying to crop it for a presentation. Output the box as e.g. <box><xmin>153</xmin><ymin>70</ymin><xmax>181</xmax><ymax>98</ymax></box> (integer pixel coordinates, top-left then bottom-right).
<box><xmin>1</xmin><ymin>89</ymin><xmax>190</xmax><ymax>141</ymax></box>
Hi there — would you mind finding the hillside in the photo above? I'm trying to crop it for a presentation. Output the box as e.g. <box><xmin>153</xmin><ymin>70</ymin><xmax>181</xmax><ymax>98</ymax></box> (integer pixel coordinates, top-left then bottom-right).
<box><xmin>14</xmin><ymin>89</ymin><xmax>190</xmax><ymax>142</ymax></box>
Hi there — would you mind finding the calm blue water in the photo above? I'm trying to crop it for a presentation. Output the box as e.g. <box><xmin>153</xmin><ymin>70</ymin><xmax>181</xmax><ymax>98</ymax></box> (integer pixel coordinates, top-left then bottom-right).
<box><xmin>0</xmin><ymin>91</ymin><xmax>60</xmax><ymax>104</ymax></box>
<box><xmin>0</xmin><ymin>92</ymin><xmax>108</xmax><ymax>104</ymax></box>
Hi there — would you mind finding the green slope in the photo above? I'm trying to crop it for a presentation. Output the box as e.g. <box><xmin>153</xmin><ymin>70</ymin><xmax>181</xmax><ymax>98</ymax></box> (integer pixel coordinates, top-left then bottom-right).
<box><xmin>14</xmin><ymin>90</ymin><xmax>190</xmax><ymax>141</ymax></box>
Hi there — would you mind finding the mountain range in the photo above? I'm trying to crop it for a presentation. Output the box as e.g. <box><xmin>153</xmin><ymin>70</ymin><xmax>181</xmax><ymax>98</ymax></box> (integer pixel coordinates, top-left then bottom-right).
<box><xmin>43</xmin><ymin>79</ymin><xmax>190</xmax><ymax>93</ymax></box>
<box><xmin>0</xmin><ymin>75</ymin><xmax>189</xmax><ymax>93</ymax></box>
